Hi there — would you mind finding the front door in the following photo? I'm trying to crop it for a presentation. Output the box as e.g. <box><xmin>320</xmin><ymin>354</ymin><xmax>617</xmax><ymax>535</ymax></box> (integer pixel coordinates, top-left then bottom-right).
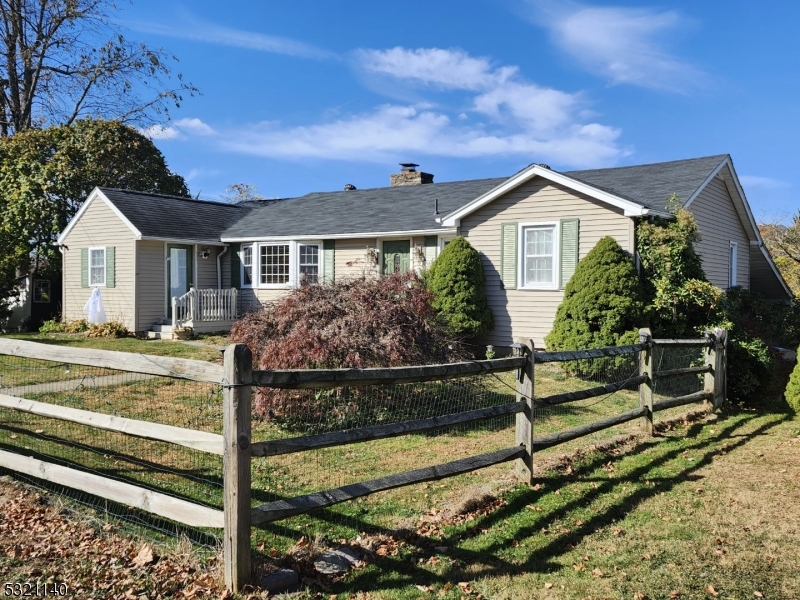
<box><xmin>167</xmin><ymin>244</ymin><xmax>193</xmax><ymax>317</ymax></box>
<box><xmin>383</xmin><ymin>240</ymin><xmax>411</xmax><ymax>275</ymax></box>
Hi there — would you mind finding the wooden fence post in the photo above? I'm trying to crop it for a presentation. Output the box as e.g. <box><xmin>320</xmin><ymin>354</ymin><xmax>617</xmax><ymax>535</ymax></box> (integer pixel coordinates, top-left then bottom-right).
<box><xmin>513</xmin><ymin>341</ymin><xmax>534</xmax><ymax>485</ymax></box>
<box><xmin>638</xmin><ymin>328</ymin><xmax>653</xmax><ymax>436</ymax></box>
<box><xmin>223</xmin><ymin>344</ymin><xmax>252</xmax><ymax>592</ymax></box>
<box><xmin>714</xmin><ymin>329</ymin><xmax>727</xmax><ymax>409</ymax></box>
<box><xmin>703</xmin><ymin>330</ymin><xmax>716</xmax><ymax>410</ymax></box>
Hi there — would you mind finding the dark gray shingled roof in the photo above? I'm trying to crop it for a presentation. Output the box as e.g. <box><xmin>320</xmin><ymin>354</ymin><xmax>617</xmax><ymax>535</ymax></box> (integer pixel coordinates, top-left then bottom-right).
<box><xmin>95</xmin><ymin>155</ymin><xmax>729</xmax><ymax>241</ymax></box>
<box><xmin>99</xmin><ymin>188</ymin><xmax>247</xmax><ymax>242</ymax></box>
<box><xmin>564</xmin><ymin>154</ymin><xmax>728</xmax><ymax>211</ymax></box>
<box><xmin>221</xmin><ymin>177</ymin><xmax>508</xmax><ymax>238</ymax></box>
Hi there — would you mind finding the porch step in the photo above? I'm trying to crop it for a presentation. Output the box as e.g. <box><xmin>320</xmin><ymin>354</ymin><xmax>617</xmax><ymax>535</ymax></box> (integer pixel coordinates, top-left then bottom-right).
<box><xmin>147</xmin><ymin>324</ymin><xmax>174</xmax><ymax>340</ymax></box>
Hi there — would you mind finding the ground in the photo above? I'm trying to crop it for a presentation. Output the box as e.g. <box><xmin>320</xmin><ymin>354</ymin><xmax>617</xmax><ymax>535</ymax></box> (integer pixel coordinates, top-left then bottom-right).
<box><xmin>1</xmin><ymin>408</ymin><xmax>798</xmax><ymax>599</ymax></box>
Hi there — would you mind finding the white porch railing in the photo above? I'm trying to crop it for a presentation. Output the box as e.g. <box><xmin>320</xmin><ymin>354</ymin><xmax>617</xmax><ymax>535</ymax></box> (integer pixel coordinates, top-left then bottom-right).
<box><xmin>172</xmin><ymin>288</ymin><xmax>238</xmax><ymax>328</ymax></box>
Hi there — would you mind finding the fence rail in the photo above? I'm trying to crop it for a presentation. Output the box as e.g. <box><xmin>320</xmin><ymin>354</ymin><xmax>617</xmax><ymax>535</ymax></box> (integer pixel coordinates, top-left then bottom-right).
<box><xmin>0</xmin><ymin>328</ymin><xmax>727</xmax><ymax>593</ymax></box>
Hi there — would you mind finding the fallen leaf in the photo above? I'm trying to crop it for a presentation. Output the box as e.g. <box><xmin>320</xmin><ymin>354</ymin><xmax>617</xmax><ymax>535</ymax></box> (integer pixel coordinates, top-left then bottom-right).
<box><xmin>670</xmin><ymin>592</ymin><xmax>681</xmax><ymax>599</ymax></box>
<box><xmin>544</xmin><ymin>582</ymin><xmax>553</xmax><ymax>589</ymax></box>
<box><xmin>753</xmin><ymin>593</ymin><xmax>763</xmax><ymax>598</ymax></box>
<box><xmin>706</xmin><ymin>584</ymin><xmax>719</xmax><ymax>597</ymax></box>
<box><xmin>132</xmin><ymin>543</ymin><xmax>154</xmax><ymax>568</ymax></box>
<box><xmin>592</xmin><ymin>568</ymin><xmax>604</xmax><ymax>578</ymax></box>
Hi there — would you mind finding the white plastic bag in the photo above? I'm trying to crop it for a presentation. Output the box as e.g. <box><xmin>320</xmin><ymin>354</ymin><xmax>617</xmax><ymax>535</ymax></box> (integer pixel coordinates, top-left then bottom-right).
<box><xmin>83</xmin><ymin>288</ymin><xmax>107</xmax><ymax>325</ymax></box>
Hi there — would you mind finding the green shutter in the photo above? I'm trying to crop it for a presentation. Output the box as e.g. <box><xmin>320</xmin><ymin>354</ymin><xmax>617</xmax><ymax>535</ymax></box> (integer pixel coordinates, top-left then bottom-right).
<box><xmin>230</xmin><ymin>243</ymin><xmax>241</xmax><ymax>289</ymax></box>
<box><xmin>500</xmin><ymin>223</ymin><xmax>518</xmax><ymax>290</ymax></box>
<box><xmin>423</xmin><ymin>236</ymin><xmax>438</xmax><ymax>267</ymax></box>
<box><xmin>80</xmin><ymin>248</ymin><xmax>88</xmax><ymax>288</ymax></box>
<box><xmin>559</xmin><ymin>218</ymin><xmax>580</xmax><ymax>289</ymax></box>
<box><xmin>105</xmin><ymin>246</ymin><xmax>115</xmax><ymax>288</ymax></box>
<box><xmin>323</xmin><ymin>240</ymin><xmax>335</xmax><ymax>283</ymax></box>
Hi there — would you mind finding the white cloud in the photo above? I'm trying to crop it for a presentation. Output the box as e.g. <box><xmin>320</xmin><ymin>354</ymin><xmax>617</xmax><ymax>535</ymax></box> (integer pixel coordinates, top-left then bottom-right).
<box><xmin>356</xmin><ymin>47</ymin><xmax>515</xmax><ymax>90</ymax></box>
<box><xmin>139</xmin><ymin>124</ymin><xmax>179</xmax><ymax>140</ymax></box>
<box><xmin>139</xmin><ymin>118</ymin><xmax>215</xmax><ymax>140</ymax></box>
<box><xmin>124</xmin><ymin>14</ymin><xmax>334</xmax><ymax>60</ymax></box>
<box><xmin>527</xmin><ymin>1</ymin><xmax>704</xmax><ymax>91</ymax></box>
<box><xmin>219</xmin><ymin>102</ymin><xmax>624</xmax><ymax>168</ymax></box>
<box><xmin>174</xmin><ymin>118</ymin><xmax>215</xmax><ymax>136</ymax></box>
<box><xmin>739</xmin><ymin>175</ymin><xmax>791</xmax><ymax>190</ymax></box>
<box><xmin>170</xmin><ymin>47</ymin><xmax>627</xmax><ymax>168</ymax></box>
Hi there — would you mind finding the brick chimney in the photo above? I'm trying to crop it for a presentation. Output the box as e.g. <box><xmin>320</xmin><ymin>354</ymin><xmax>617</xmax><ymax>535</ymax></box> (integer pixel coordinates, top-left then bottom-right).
<box><xmin>390</xmin><ymin>163</ymin><xmax>434</xmax><ymax>186</ymax></box>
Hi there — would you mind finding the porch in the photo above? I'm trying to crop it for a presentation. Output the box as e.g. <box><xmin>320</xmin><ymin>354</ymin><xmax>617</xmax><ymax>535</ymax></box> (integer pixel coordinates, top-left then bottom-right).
<box><xmin>148</xmin><ymin>288</ymin><xmax>238</xmax><ymax>339</ymax></box>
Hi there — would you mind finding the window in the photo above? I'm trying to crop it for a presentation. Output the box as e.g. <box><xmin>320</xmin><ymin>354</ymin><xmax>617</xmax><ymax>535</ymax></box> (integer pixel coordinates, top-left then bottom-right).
<box><xmin>521</xmin><ymin>224</ymin><xmax>557</xmax><ymax>288</ymax></box>
<box><xmin>260</xmin><ymin>244</ymin><xmax>289</xmax><ymax>285</ymax></box>
<box><xmin>241</xmin><ymin>245</ymin><xmax>253</xmax><ymax>286</ymax></box>
<box><xmin>729</xmin><ymin>242</ymin><xmax>738</xmax><ymax>287</ymax></box>
<box><xmin>89</xmin><ymin>247</ymin><xmax>105</xmax><ymax>286</ymax></box>
<box><xmin>33</xmin><ymin>280</ymin><xmax>50</xmax><ymax>303</ymax></box>
<box><xmin>298</xmin><ymin>244</ymin><xmax>319</xmax><ymax>284</ymax></box>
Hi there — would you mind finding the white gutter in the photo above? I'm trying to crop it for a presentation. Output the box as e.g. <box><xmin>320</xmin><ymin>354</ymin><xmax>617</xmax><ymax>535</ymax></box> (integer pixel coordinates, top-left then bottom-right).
<box><xmin>217</xmin><ymin>244</ymin><xmax>229</xmax><ymax>290</ymax></box>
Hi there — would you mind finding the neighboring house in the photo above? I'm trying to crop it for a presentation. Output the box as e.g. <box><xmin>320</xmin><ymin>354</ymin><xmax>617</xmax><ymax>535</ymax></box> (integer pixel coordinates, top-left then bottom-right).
<box><xmin>56</xmin><ymin>155</ymin><xmax>792</xmax><ymax>345</ymax></box>
<box><xmin>4</xmin><ymin>272</ymin><xmax>61</xmax><ymax>331</ymax></box>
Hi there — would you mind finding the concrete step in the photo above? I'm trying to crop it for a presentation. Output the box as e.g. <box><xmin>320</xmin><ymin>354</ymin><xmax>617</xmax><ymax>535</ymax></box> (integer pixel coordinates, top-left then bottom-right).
<box><xmin>150</xmin><ymin>324</ymin><xmax>174</xmax><ymax>333</ymax></box>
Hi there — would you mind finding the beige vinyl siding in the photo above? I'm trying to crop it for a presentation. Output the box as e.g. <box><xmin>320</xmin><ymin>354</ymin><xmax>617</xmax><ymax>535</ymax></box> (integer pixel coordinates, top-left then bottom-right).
<box><xmin>334</xmin><ymin>238</ymin><xmax>379</xmax><ymax>280</ymax></box>
<box><xmin>688</xmin><ymin>174</ymin><xmax>750</xmax><ymax>290</ymax></box>
<box><xmin>135</xmin><ymin>240</ymin><xmax>165</xmax><ymax>331</ymax></box>
<box><xmin>411</xmin><ymin>236</ymin><xmax>432</xmax><ymax>272</ymax></box>
<box><xmin>750</xmin><ymin>246</ymin><xmax>792</xmax><ymax>300</ymax></box>
<box><xmin>195</xmin><ymin>246</ymin><xmax>221</xmax><ymax>289</ymax></box>
<box><xmin>239</xmin><ymin>287</ymin><xmax>290</xmax><ymax>312</ymax></box>
<box><xmin>62</xmin><ymin>198</ymin><xmax>136</xmax><ymax>329</ymax></box>
<box><xmin>460</xmin><ymin>178</ymin><xmax>634</xmax><ymax>348</ymax></box>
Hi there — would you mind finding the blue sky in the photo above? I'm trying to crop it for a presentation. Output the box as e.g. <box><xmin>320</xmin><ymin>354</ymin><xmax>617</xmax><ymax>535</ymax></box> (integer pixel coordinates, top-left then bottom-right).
<box><xmin>119</xmin><ymin>0</ymin><xmax>797</xmax><ymax>223</ymax></box>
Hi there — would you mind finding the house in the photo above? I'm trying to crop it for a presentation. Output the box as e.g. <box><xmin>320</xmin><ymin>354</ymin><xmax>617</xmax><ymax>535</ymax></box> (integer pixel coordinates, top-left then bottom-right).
<box><xmin>56</xmin><ymin>155</ymin><xmax>792</xmax><ymax>345</ymax></box>
<box><xmin>4</xmin><ymin>271</ymin><xmax>61</xmax><ymax>331</ymax></box>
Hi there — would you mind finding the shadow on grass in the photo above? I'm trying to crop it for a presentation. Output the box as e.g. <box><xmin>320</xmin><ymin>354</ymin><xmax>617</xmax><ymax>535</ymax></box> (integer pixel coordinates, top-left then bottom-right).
<box><xmin>328</xmin><ymin>409</ymin><xmax>790</xmax><ymax>595</ymax></box>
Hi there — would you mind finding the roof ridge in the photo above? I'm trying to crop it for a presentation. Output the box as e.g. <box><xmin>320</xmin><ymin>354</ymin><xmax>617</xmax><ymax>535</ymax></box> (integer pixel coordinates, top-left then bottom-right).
<box><xmin>99</xmin><ymin>187</ymin><xmax>243</xmax><ymax>208</ymax></box>
<box><xmin>565</xmin><ymin>154</ymin><xmax>728</xmax><ymax>174</ymax></box>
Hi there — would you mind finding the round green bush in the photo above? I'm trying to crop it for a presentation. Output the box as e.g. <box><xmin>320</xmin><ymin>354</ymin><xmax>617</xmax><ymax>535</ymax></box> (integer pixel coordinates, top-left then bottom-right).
<box><xmin>425</xmin><ymin>236</ymin><xmax>493</xmax><ymax>338</ymax></box>
<box><xmin>545</xmin><ymin>236</ymin><xmax>645</xmax><ymax>352</ymax></box>
<box><xmin>785</xmin><ymin>347</ymin><xmax>800</xmax><ymax>412</ymax></box>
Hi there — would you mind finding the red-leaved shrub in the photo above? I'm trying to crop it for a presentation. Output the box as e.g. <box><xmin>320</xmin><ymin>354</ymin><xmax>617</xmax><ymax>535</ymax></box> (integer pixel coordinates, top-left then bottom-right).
<box><xmin>229</xmin><ymin>274</ymin><xmax>468</xmax><ymax>422</ymax></box>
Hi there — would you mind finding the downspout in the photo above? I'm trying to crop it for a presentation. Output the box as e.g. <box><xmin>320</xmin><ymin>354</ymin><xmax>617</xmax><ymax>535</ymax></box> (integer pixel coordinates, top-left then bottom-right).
<box><xmin>217</xmin><ymin>244</ymin><xmax>229</xmax><ymax>289</ymax></box>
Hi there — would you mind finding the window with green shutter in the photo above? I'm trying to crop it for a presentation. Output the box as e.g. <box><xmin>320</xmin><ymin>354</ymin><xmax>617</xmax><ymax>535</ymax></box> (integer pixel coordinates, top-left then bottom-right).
<box><xmin>82</xmin><ymin>247</ymin><xmax>114</xmax><ymax>287</ymax></box>
<box><xmin>500</xmin><ymin>222</ymin><xmax>518</xmax><ymax>290</ymax></box>
<box><xmin>80</xmin><ymin>248</ymin><xmax>88</xmax><ymax>288</ymax></box>
<box><xmin>559</xmin><ymin>218</ymin><xmax>580</xmax><ymax>289</ymax></box>
<box><xmin>323</xmin><ymin>240</ymin><xmax>335</xmax><ymax>283</ymax></box>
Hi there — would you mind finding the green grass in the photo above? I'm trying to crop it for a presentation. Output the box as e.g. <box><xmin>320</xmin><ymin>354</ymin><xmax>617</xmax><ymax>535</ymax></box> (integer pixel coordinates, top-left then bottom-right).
<box><xmin>310</xmin><ymin>408</ymin><xmax>800</xmax><ymax>599</ymax></box>
<box><xmin>1</xmin><ymin>331</ymin><xmax>224</xmax><ymax>362</ymax></box>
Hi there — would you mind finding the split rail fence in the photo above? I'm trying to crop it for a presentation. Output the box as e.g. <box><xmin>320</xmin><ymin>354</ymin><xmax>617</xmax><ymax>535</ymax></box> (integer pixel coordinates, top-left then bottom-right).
<box><xmin>0</xmin><ymin>328</ymin><xmax>726</xmax><ymax>592</ymax></box>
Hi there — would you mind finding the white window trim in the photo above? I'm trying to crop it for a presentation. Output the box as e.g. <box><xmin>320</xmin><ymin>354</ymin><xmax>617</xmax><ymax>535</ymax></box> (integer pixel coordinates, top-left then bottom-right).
<box><xmin>518</xmin><ymin>222</ymin><xmax>560</xmax><ymax>291</ymax></box>
<box><xmin>240</xmin><ymin>243</ymin><xmax>254</xmax><ymax>288</ymax></box>
<box><xmin>88</xmin><ymin>246</ymin><xmax>106</xmax><ymax>287</ymax></box>
<box><xmin>245</xmin><ymin>240</ymin><xmax>326</xmax><ymax>289</ymax></box>
<box><xmin>256</xmin><ymin>242</ymin><xmax>292</xmax><ymax>289</ymax></box>
<box><xmin>729</xmin><ymin>241</ymin><xmax>738</xmax><ymax>287</ymax></box>
<box><xmin>438</xmin><ymin>235</ymin><xmax>454</xmax><ymax>258</ymax></box>
<box><xmin>295</xmin><ymin>241</ymin><xmax>322</xmax><ymax>286</ymax></box>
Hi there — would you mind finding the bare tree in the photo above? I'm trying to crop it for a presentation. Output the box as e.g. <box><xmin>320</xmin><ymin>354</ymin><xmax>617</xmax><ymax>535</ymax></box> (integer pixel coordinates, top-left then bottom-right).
<box><xmin>0</xmin><ymin>0</ymin><xmax>197</xmax><ymax>136</ymax></box>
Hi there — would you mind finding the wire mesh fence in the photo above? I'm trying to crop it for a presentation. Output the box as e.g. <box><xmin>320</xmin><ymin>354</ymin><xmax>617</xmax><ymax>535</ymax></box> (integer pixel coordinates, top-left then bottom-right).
<box><xmin>0</xmin><ymin>353</ymin><xmax>224</xmax><ymax>545</ymax></box>
<box><xmin>0</xmin><ymin>339</ymin><xmax>716</xmax><ymax>555</ymax></box>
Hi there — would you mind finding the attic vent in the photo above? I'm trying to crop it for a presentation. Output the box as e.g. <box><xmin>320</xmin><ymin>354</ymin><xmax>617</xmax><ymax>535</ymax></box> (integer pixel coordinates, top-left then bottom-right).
<box><xmin>391</xmin><ymin>163</ymin><xmax>434</xmax><ymax>186</ymax></box>
<box><xmin>344</xmin><ymin>183</ymin><xmax>357</xmax><ymax>191</ymax></box>
<box><xmin>536</xmin><ymin>163</ymin><xmax>551</xmax><ymax>170</ymax></box>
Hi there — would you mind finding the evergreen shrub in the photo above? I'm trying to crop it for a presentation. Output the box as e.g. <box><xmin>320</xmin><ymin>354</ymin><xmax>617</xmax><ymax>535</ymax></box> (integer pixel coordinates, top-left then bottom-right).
<box><xmin>545</xmin><ymin>236</ymin><xmax>645</xmax><ymax>355</ymax></box>
<box><xmin>785</xmin><ymin>347</ymin><xmax>800</xmax><ymax>412</ymax></box>
<box><xmin>424</xmin><ymin>236</ymin><xmax>493</xmax><ymax>338</ymax></box>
